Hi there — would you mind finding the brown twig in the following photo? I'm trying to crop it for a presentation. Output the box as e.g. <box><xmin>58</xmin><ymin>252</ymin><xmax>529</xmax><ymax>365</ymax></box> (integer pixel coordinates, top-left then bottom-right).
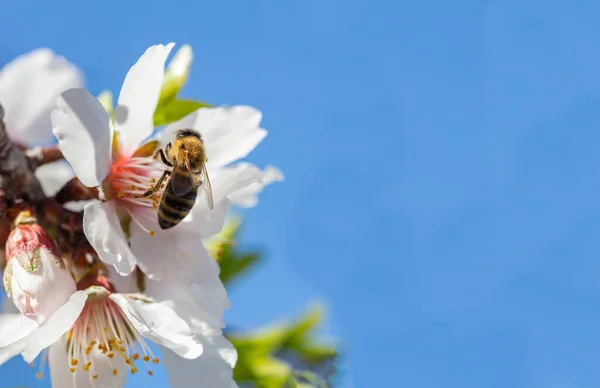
<box><xmin>0</xmin><ymin>104</ymin><xmax>45</xmax><ymax>203</ymax></box>
<box><xmin>25</xmin><ymin>145</ymin><xmax>64</xmax><ymax>169</ymax></box>
<box><xmin>40</xmin><ymin>198</ymin><xmax>84</xmax><ymax>235</ymax></box>
<box><xmin>54</xmin><ymin>177</ymin><xmax>99</xmax><ymax>204</ymax></box>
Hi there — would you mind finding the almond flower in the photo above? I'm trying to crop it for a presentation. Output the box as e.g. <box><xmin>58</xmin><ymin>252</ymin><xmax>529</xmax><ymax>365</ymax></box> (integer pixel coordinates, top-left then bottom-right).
<box><xmin>3</xmin><ymin>220</ymin><xmax>75</xmax><ymax>323</ymax></box>
<box><xmin>0</xmin><ymin>48</ymin><xmax>83</xmax><ymax>197</ymax></box>
<box><xmin>0</xmin><ymin>270</ymin><xmax>235</xmax><ymax>388</ymax></box>
<box><xmin>50</xmin><ymin>43</ymin><xmax>282</xmax><ymax>285</ymax></box>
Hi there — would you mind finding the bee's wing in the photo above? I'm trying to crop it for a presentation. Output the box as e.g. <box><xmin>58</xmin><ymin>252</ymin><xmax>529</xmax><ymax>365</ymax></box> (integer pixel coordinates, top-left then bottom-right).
<box><xmin>200</xmin><ymin>163</ymin><xmax>214</xmax><ymax>210</ymax></box>
<box><xmin>170</xmin><ymin>149</ymin><xmax>194</xmax><ymax>196</ymax></box>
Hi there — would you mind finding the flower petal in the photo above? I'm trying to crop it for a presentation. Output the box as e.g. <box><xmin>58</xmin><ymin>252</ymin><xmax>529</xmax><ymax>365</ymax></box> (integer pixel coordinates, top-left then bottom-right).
<box><xmin>162</xmin><ymin>335</ymin><xmax>237</xmax><ymax>388</ymax></box>
<box><xmin>177</xmin><ymin>163</ymin><xmax>266</xmax><ymax>235</ymax></box>
<box><xmin>106</xmin><ymin>265</ymin><xmax>139</xmax><ymax>295</ymax></box>
<box><xmin>179</xmin><ymin>198</ymin><xmax>230</xmax><ymax>238</ymax></box>
<box><xmin>0</xmin><ymin>48</ymin><xmax>84</xmax><ymax>146</ymax></box>
<box><xmin>21</xmin><ymin>290</ymin><xmax>87</xmax><ymax>363</ymax></box>
<box><xmin>35</xmin><ymin>160</ymin><xmax>75</xmax><ymax>197</ymax></box>
<box><xmin>116</xmin><ymin>43</ymin><xmax>175</xmax><ymax>155</ymax></box>
<box><xmin>227</xmin><ymin>165</ymin><xmax>284</xmax><ymax>207</ymax></box>
<box><xmin>52</xmin><ymin>88</ymin><xmax>113</xmax><ymax>187</ymax></box>
<box><xmin>49</xmin><ymin>335</ymin><xmax>128</xmax><ymax>388</ymax></box>
<box><xmin>0</xmin><ymin>314</ymin><xmax>37</xmax><ymax>347</ymax></box>
<box><xmin>109</xmin><ymin>294</ymin><xmax>203</xmax><ymax>359</ymax></box>
<box><xmin>145</xmin><ymin>279</ymin><xmax>230</xmax><ymax>332</ymax></box>
<box><xmin>10</xmin><ymin>243</ymin><xmax>76</xmax><ymax>324</ymax></box>
<box><xmin>0</xmin><ymin>338</ymin><xmax>27</xmax><ymax>366</ymax></box>
<box><xmin>83</xmin><ymin>201</ymin><xmax>137</xmax><ymax>276</ymax></box>
<box><xmin>160</xmin><ymin>106</ymin><xmax>267</xmax><ymax>169</ymax></box>
<box><xmin>129</xmin><ymin>207</ymin><xmax>220</xmax><ymax>285</ymax></box>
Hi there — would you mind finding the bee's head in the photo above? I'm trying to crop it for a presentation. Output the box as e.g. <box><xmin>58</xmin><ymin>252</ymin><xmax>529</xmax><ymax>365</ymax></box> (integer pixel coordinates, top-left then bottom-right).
<box><xmin>175</xmin><ymin>129</ymin><xmax>201</xmax><ymax>140</ymax></box>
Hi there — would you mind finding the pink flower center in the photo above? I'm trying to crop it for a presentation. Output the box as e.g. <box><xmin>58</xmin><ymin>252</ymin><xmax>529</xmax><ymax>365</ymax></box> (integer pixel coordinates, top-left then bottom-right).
<box><xmin>105</xmin><ymin>155</ymin><xmax>164</xmax><ymax>210</ymax></box>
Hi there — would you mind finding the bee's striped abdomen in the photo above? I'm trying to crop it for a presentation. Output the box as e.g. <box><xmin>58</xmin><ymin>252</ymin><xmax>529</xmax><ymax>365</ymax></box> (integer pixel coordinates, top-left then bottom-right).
<box><xmin>157</xmin><ymin>183</ymin><xmax>199</xmax><ymax>229</ymax></box>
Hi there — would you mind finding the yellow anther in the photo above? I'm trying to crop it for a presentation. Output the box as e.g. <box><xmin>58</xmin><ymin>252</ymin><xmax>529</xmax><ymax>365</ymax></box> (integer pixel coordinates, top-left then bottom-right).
<box><xmin>149</xmin><ymin>230</ymin><xmax>155</xmax><ymax>236</ymax></box>
<box><xmin>125</xmin><ymin>358</ymin><xmax>132</xmax><ymax>365</ymax></box>
<box><xmin>70</xmin><ymin>368</ymin><xmax>76</xmax><ymax>373</ymax></box>
<box><xmin>70</xmin><ymin>359</ymin><xmax>78</xmax><ymax>366</ymax></box>
<box><xmin>152</xmin><ymin>358</ymin><xmax>159</xmax><ymax>364</ymax></box>
<box><xmin>117</xmin><ymin>192</ymin><xmax>125</xmax><ymax>198</ymax></box>
<box><xmin>107</xmin><ymin>353</ymin><xmax>114</xmax><ymax>358</ymax></box>
<box><xmin>131</xmin><ymin>367</ymin><xmax>139</xmax><ymax>374</ymax></box>
<box><xmin>85</xmin><ymin>345</ymin><xmax>94</xmax><ymax>354</ymax></box>
<box><xmin>143</xmin><ymin>355</ymin><xmax>150</xmax><ymax>362</ymax></box>
<box><xmin>83</xmin><ymin>362</ymin><xmax>92</xmax><ymax>371</ymax></box>
<box><xmin>119</xmin><ymin>346</ymin><xmax>125</xmax><ymax>352</ymax></box>
<box><xmin>148</xmin><ymin>370</ymin><xmax>154</xmax><ymax>376</ymax></box>
<box><xmin>112</xmin><ymin>368</ymin><xmax>118</xmax><ymax>375</ymax></box>
<box><xmin>36</xmin><ymin>372</ymin><xmax>43</xmax><ymax>379</ymax></box>
<box><xmin>133</xmin><ymin>353</ymin><xmax>140</xmax><ymax>360</ymax></box>
<box><xmin>93</xmin><ymin>374</ymin><xmax>98</xmax><ymax>379</ymax></box>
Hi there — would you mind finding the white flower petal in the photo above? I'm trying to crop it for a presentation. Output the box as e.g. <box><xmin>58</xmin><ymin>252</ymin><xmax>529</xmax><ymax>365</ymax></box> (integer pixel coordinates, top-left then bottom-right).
<box><xmin>49</xmin><ymin>336</ymin><xmax>128</xmax><ymax>388</ymax></box>
<box><xmin>10</xmin><ymin>244</ymin><xmax>76</xmax><ymax>323</ymax></box>
<box><xmin>106</xmin><ymin>264</ymin><xmax>139</xmax><ymax>294</ymax></box>
<box><xmin>0</xmin><ymin>314</ymin><xmax>37</xmax><ymax>347</ymax></box>
<box><xmin>0</xmin><ymin>48</ymin><xmax>84</xmax><ymax>146</ymax></box>
<box><xmin>21</xmin><ymin>290</ymin><xmax>87</xmax><ymax>363</ymax></box>
<box><xmin>35</xmin><ymin>160</ymin><xmax>75</xmax><ymax>197</ymax></box>
<box><xmin>52</xmin><ymin>88</ymin><xmax>113</xmax><ymax>187</ymax></box>
<box><xmin>109</xmin><ymin>294</ymin><xmax>203</xmax><ymax>359</ymax></box>
<box><xmin>145</xmin><ymin>279</ymin><xmax>229</xmax><ymax>332</ymax></box>
<box><xmin>179</xmin><ymin>198</ymin><xmax>230</xmax><ymax>238</ymax></box>
<box><xmin>83</xmin><ymin>201</ymin><xmax>137</xmax><ymax>276</ymax></box>
<box><xmin>177</xmin><ymin>163</ymin><xmax>265</xmax><ymax>234</ymax></box>
<box><xmin>130</xmin><ymin>208</ymin><xmax>220</xmax><ymax>285</ymax></box>
<box><xmin>161</xmin><ymin>106</ymin><xmax>267</xmax><ymax>169</ymax></box>
<box><xmin>116</xmin><ymin>43</ymin><xmax>175</xmax><ymax>155</ymax></box>
<box><xmin>211</xmin><ymin>163</ymin><xmax>267</xmax><ymax>200</ymax></box>
<box><xmin>0</xmin><ymin>338</ymin><xmax>27</xmax><ymax>366</ymax></box>
<box><xmin>162</xmin><ymin>335</ymin><xmax>237</xmax><ymax>388</ymax></box>
<box><xmin>227</xmin><ymin>165</ymin><xmax>284</xmax><ymax>207</ymax></box>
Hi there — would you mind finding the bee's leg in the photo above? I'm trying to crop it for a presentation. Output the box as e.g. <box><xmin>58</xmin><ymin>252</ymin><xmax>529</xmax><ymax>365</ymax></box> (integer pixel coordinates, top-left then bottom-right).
<box><xmin>135</xmin><ymin>170</ymin><xmax>171</xmax><ymax>198</ymax></box>
<box><xmin>160</xmin><ymin>145</ymin><xmax>174</xmax><ymax>167</ymax></box>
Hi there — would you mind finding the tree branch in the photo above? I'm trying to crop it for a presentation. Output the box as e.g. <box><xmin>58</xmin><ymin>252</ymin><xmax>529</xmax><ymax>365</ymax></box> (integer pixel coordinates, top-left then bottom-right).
<box><xmin>0</xmin><ymin>104</ymin><xmax>45</xmax><ymax>203</ymax></box>
<box><xmin>25</xmin><ymin>145</ymin><xmax>64</xmax><ymax>169</ymax></box>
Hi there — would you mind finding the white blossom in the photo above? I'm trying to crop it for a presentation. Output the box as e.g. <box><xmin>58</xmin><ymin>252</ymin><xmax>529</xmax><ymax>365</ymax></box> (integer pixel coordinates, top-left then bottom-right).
<box><xmin>3</xmin><ymin>223</ymin><xmax>75</xmax><ymax>323</ymax></box>
<box><xmin>0</xmin><ymin>274</ymin><xmax>217</xmax><ymax>387</ymax></box>
<box><xmin>50</xmin><ymin>43</ymin><xmax>283</xmax><ymax>285</ymax></box>
<box><xmin>0</xmin><ymin>48</ymin><xmax>84</xmax><ymax>197</ymax></box>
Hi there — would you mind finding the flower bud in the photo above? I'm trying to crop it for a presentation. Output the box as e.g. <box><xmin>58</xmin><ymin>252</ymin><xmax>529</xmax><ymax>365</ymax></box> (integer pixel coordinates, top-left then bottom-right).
<box><xmin>3</xmin><ymin>223</ymin><xmax>75</xmax><ymax>323</ymax></box>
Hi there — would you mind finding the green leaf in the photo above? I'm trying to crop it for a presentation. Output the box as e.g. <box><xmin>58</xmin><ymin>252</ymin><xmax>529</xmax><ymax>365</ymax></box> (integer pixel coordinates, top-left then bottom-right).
<box><xmin>282</xmin><ymin>304</ymin><xmax>325</xmax><ymax>348</ymax></box>
<box><xmin>158</xmin><ymin>44</ymin><xmax>193</xmax><ymax>105</ymax></box>
<box><xmin>293</xmin><ymin>343</ymin><xmax>338</xmax><ymax>363</ymax></box>
<box><xmin>219</xmin><ymin>251</ymin><xmax>261</xmax><ymax>285</ymax></box>
<box><xmin>153</xmin><ymin>99</ymin><xmax>211</xmax><ymax>127</ymax></box>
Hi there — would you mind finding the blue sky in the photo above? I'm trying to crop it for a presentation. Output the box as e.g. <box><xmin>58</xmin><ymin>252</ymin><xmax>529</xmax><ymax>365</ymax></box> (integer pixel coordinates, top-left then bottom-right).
<box><xmin>3</xmin><ymin>0</ymin><xmax>600</xmax><ymax>387</ymax></box>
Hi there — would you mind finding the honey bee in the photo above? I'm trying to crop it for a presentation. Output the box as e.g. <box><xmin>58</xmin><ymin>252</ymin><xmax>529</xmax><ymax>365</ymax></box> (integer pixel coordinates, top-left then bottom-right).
<box><xmin>137</xmin><ymin>129</ymin><xmax>214</xmax><ymax>230</ymax></box>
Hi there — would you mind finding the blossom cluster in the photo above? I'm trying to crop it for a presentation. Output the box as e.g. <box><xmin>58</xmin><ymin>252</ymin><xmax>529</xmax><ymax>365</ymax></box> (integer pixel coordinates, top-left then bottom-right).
<box><xmin>0</xmin><ymin>43</ymin><xmax>283</xmax><ymax>387</ymax></box>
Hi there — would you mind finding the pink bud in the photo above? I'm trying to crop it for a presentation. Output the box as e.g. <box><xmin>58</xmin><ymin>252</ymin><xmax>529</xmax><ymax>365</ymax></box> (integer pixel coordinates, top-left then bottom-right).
<box><xmin>2</xmin><ymin>224</ymin><xmax>75</xmax><ymax>323</ymax></box>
